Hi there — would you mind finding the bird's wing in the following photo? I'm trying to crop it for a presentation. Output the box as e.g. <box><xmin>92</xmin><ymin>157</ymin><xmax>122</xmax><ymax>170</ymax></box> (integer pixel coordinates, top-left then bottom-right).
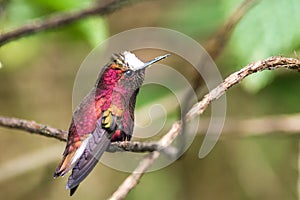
<box><xmin>54</xmin><ymin>90</ymin><xmax>105</xmax><ymax>178</ymax></box>
<box><xmin>66</xmin><ymin>119</ymin><xmax>111</xmax><ymax>195</ymax></box>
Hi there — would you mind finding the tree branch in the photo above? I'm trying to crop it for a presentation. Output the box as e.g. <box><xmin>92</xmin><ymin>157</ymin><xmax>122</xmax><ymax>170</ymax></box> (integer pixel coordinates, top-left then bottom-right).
<box><xmin>0</xmin><ymin>56</ymin><xmax>299</xmax><ymax>198</ymax></box>
<box><xmin>0</xmin><ymin>117</ymin><xmax>67</xmax><ymax>141</ymax></box>
<box><xmin>185</xmin><ymin>0</ymin><xmax>258</xmax><ymax>121</ymax></box>
<box><xmin>109</xmin><ymin>122</ymin><xmax>181</xmax><ymax>200</ymax></box>
<box><xmin>0</xmin><ymin>56</ymin><xmax>299</xmax><ymax>133</ymax></box>
<box><xmin>1</xmin><ymin>0</ymin><xmax>297</xmax><ymax>199</ymax></box>
<box><xmin>0</xmin><ymin>116</ymin><xmax>172</xmax><ymax>153</ymax></box>
<box><xmin>108</xmin><ymin>56</ymin><xmax>300</xmax><ymax>200</ymax></box>
<box><xmin>0</xmin><ymin>0</ymin><xmax>141</xmax><ymax>46</ymax></box>
<box><xmin>186</xmin><ymin>56</ymin><xmax>300</xmax><ymax>120</ymax></box>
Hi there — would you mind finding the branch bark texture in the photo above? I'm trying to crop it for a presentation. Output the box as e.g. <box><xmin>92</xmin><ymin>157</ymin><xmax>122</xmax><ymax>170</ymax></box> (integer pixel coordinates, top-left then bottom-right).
<box><xmin>186</xmin><ymin>56</ymin><xmax>300</xmax><ymax>120</ymax></box>
<box><xmin>0</xmin><ymin>56</ymin><xmax>299</xmax><ymax>199</ymax></box>
<box><xmin>0</xmin><ymin>117</ymin><xmax>67</xmax><ymax>141</ymax></box>
<box><xmin>0</xmin><ymin>0</ymin><xmax>140</xmax><ymax>46</ymax></box>
<box><xmin>0</xmin><ymin>57</ymin><xmax>299</xmax><ymax>200</ymax></box>
<box><xmin>109</xmin><ymin>56</ymin><xmax>300</xmax><ymax>200</ymax></box>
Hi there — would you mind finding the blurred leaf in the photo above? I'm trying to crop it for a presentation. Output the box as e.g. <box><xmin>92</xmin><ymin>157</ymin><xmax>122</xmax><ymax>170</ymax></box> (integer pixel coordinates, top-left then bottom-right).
<box><xmin>5</xmin><ymin>0</ymin><xmax>93</xmax><ymax>24</ymax></box>
<box><xmin>0</xmin><ymin>37</ymin><xmax>41</xmax><ymax>70</ymax></box>
<box><xmin>165</xmin><ymin>0</ymin><xmax>225</xmax><ymax>38</ymax></box>
<box><xmin>4</xmin><ymin>0</ymin><xmax>37</xmax><ymax>27</ymax></box>
<box><xmin>27</xmin><ymin>0</ymin><xmax>92</xmax><ymax>11</ymax></box>
<box><xmin>230</xmin><ymin>0</ymin><xmax>300</xmax><ymax>62</ymax></box>
<box><xmin>220</xmin><ymin>0</ymin><xmax>245</xmax><ymax>16</ymax></box>
<box><xmin>76</xmin><ymin>17</ymin><xmax>108</xmax><ymax>47</ymax></box>
<box><xmin>227</xmin><ymin>0</ymin><xmax>300</xmax><ymax>92</ymax></box>
<box><xmin>3</xmin><ymin>0</ymin><xmax>108</xmax><ymax>47</ymax></box>
<box><xmin>242</xmin><ymin>71</ymin><xmax>274</xmax><ymax>93</ymax></box>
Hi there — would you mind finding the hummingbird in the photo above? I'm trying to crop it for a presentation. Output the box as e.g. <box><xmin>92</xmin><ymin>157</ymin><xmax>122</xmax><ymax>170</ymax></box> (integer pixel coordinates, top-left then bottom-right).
<box><xmin>54</xmin><ymin>51</ymin><xmax>169</xmax><ymax>195</ymax></box>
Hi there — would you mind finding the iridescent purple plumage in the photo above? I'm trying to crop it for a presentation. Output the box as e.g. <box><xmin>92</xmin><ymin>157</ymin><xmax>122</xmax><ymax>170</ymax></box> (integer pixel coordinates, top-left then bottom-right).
<box><xmin>54</xmin><ymin>51</ymin><xmax>169</xmax><ymax>195</ymax></box>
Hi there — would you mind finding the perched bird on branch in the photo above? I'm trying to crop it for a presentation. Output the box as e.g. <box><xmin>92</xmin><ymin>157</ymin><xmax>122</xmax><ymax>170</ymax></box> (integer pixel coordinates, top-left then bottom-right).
<box><xmin>53</xmin><ymin>51</ymin><xmax>169</xmax><ymax>195</ymax></box>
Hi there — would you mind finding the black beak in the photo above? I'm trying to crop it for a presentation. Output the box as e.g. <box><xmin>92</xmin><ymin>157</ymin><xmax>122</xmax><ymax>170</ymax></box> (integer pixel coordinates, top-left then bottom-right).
<box><xmin>142</xmin><ymin>54</ymin><xmax>170</xmax><ymax>69</ymax></box>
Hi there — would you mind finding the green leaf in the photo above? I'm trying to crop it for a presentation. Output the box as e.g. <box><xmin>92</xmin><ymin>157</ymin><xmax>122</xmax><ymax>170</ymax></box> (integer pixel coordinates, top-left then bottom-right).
<box><xmin>4</xmin><ymin>0</ymin><xmax>37</xmax><ymax>27</ymax></box>
<box><xmin>26</xmin><ymin>0</ymin><xmax>93</xmax><ymax>12</ymax></box>
<box><xmin>228</xmin><ymin>0</ymin><xmax>300</xmax><ymax>92</ymax></box>
<box><xmin>76</xmin><ymin>17</ymin><xmax>108</xmax><ymax>47</ymax></box>
<box><xmin>0</xmin><ymin>37</ymin><xmax>41</xmax><ymax>70</ymax></box>
<box><xmin>165</xmin><ymin>0</ymin><xmax>225</xmax><ymax>38</ymax></box>
<box><xmin>242</xmin><ymin>71</ymin><xmax>274</xmax><ymax>93</ymax></box>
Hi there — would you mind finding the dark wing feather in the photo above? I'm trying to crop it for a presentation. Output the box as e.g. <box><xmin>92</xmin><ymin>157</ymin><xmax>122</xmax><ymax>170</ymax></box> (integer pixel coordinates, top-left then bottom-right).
<box><xmin>66</xmin><ymin>120</ymin><xmax>111</xmax><ymax>194</ymax></box>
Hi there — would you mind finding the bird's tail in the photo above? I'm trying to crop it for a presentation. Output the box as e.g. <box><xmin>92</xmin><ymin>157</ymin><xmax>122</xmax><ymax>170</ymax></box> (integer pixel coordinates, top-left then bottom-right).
<box><xmin>66</xmin><ymin>125</ymin><xmax>111</xmax><ymax>196</ymax></box>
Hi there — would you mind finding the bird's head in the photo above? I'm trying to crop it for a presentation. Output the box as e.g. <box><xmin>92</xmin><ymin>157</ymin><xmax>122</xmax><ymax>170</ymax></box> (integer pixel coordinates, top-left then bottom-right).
<box><xmin>98</xmin><ymin>51</ymin><xmax>169</xmax><ymax>91</ymax></box>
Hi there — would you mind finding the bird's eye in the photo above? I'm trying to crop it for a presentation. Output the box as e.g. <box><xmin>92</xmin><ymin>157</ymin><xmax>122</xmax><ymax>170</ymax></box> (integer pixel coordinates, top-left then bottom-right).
<box><xmin>125</xmin><ymin>70</ymin><xmax>134</xmax><ymax>77</ymax></box>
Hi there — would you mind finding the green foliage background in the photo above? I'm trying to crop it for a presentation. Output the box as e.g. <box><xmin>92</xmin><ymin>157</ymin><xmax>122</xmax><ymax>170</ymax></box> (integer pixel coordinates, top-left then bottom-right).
<box><xmin>0</xmin><ymin>0</ymin><xmax>300</xmax><ymax>199</ymax></box>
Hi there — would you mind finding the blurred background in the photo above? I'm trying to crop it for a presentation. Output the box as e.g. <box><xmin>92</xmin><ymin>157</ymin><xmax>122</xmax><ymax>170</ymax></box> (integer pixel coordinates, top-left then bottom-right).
<box><xmin>1</xmin><ymin>0</ymin><xmax>300</xmax><ymax>199</ymax></box>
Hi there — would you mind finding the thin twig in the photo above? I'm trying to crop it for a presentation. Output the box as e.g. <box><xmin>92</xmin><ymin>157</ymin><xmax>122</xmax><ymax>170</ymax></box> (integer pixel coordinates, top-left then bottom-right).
<box><xmin>0</xmin><ymin>0</ymin><xmax>141</xmax><ymax>46</ymax></box>
<box><xmin>186</xmin><ymin>56</ymin><xmax>300</xmax><ymax>120</ymax></box>
<box><xmin>108</xmin><ymin>56</ymin><xmax>300</xmax><ymax>200</ymax></box>
<box><xmin>109</xmin><ymin>122</ymin><xmax>181</xmax><ymax>200</ymax></box>
<box><xmin>189</xmin><ymin>0</ymin><xmax>258</xmax><ymax>91</ymax></box>
<box><xmin>0</xmin><ymin>117</ymin><xmax>67</xmax><ymax>141</ymax></box>
<box><xmin>180</xmin><ymin>0</ymin><xmax>259</xmax><ymax>160</ymax></box>
<box><xmin>188</xmin><ymin>0</ymin><xmax>258</xmax><ymax>92</ymax></box>
<box><xmin>0</xmin><ymin>56</ymin><xmax>299</xmax><ymax>198</ymax></box>
<box><xmin>2</xmin><ymin>111</ymin><xmax>300</xmax><ymax>154</ymax></box>
<box><xmin>0</xmin><ymin>116</ymin><xmax>173</xmax><ymax>153</ymax></box>
<box><xmin>1</xmin><ymin>114</ymin><xmax>299</xmax><ymax>184</ymax></box>
<box><xmin>107</xmin><ymin>141</ymin><xmax>159</xmax><ymax>152</ymax></box>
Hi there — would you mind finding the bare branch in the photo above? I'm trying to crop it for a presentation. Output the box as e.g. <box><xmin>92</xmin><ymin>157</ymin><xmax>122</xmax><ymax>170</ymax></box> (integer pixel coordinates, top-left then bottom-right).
<box><xmin>179</xmin><ymin>0</ymin><xmax>259</xmax><ymax>165</ymax></box>
<box><xmin>108</xmin><ymin>56</ymin><xmax>300</xmax><ymax>200</ymax></box>
<box><xmin>107</xmin><ymin>141</ymin><xmax>159</xmax><ymax>152</ymax></box>
<box><xmin>109</xmin><ymin>122</ymin><xmax>181</xmax><ymax>200</ymax></box>
<box><xmin>188</xmin><ymin>0</ymin><xmax>258</xmax><ymax>92</ymax></box>
<box><xmin>1</xmin><ymin>114</ymin><xmax>299</xmax><ymax>183</ymax></box>
<box><xmin>0</xmin><ymin>56</ymin><xmax>299</xmax><ymax>199</ymax></box>
<box><xmin>0</xmin><ymin>116</ymin><xmax>172</xmax><ymax>153</ymax></box>
<box><xmin>1</xmin><ymin>0</ymin><xmax>297</xmax><ymax>198</ymax></box>
<box><xmin>0</xmin><ymin>55</ymin><xmax>299</xmax><ymax>137</ymax></box>
<box><xmin>186</xmin><ymin>56</ymin><xmax>300</xmax><ymax>120</ymax></box>
<box><xmin>186</xmin><ymin>0</ymin><xmax>258</xmax><ymax>123</ymax></box>
<box><xmin>0</xmin><ymin>117</ymin><xmax>67</xmax><ymax>141</ymax></box>
<box><xmin>0</xmin><ymin>0</ymin><xmax>141</xmax><ymax>46</ymax></box>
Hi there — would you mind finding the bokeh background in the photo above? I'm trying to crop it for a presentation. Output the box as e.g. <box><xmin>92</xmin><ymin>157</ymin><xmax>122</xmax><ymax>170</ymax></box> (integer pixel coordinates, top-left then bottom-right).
<box><xmin>1</xmin><ymin>0</ymin><xmax>300</xmax><ymax>199</ymax></box>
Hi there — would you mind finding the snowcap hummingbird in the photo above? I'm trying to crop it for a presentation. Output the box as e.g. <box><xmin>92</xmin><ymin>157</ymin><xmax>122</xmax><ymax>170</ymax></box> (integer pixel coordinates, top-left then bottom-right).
<box><xmin>54</xmin><ymin>51</ymin><xmax>169</xmax><ymax>195</ymax></box>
